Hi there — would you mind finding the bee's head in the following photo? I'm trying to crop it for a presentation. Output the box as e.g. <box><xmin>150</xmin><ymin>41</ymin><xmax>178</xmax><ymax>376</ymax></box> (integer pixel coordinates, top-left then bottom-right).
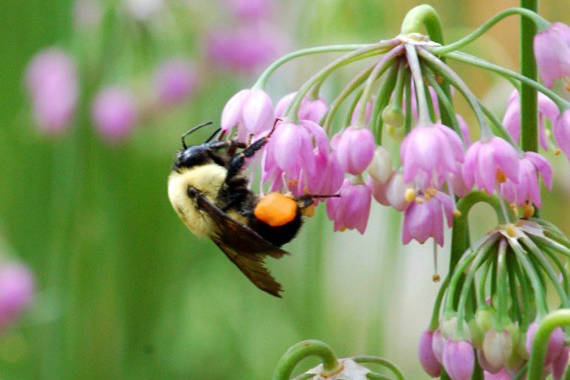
<box><xmin>174</xmin><ymin>145</ymin><xmax>209</xmax><ymax>169</ymax></box>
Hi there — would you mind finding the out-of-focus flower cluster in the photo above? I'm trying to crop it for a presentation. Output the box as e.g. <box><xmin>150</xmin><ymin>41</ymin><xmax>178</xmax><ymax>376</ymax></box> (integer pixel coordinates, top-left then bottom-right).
<box><xmin>24</xmin><ymin>0</ymin><xmax>284</xmax><ymax>143</ymax></box>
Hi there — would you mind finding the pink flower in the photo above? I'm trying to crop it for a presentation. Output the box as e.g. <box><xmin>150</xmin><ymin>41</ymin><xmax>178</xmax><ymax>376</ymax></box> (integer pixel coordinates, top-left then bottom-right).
<box><xmin>401</xmin><ymin>123</ymin><xmax>464</xmax><ymax>189</ymax></box>
<box><xmin>351</xmin><ymin>99</ymin><xmax>374</xmax><ymax>125</ymax></box>
<box><xmin>442</xmin><ymin>340</ymin><xmax>475</xmax><ymax>380</ymax></box>
<box><xmin>457</xmin><ymin>114</ymin><xmax>472</xmax><ymax>147</ymax></box>
<box><xmin>502</xmin><ymin>90</ymin><xmax>559</xmax><ymax>150</ymax></box>
<box><xmin>484</xmin><ymin>369</ymin><xmax>511</xmax><ymax>380</ymax></box>
<box><xmin>534</xmin><ymin>22</ymin><xmax>570</xmax><ymax>88</ymax></box>
<box><xmin>306</xmin><ymin>152</ymin><xmax>344</xmax><ymax>196</ymax></box>
<box><xmin>206</xmin><ymin>25</ymin><xmax>282</xmax><ymax>73</ymax></box>
<box><xmin>385</xmin><ymin>171</ymin><xmax>412</xmax><ymax>211</ymax></box>
<box><xmin>553</xmin><ymin>346</ymin><xmax>569</xmax><ymax>380</ymax></box>
<box><xmin>25</xmin><ymin>48</ymin><xmax>78</xmax><ymax>134</ymax></box>
<box><xmin>326</xmin><ymin>180</ymin><xmax>372</xmax><ymax>234</ymax></box>
<box><xmin>419</xmin><ymin>330</ymin><xmax>442</xmax><ymax>377</ymax></box>
<box><xmin>226</xmin><ymin>0</ymin><xmax>272</xmax><ymax>21</ymax></box>
<box><xmin>334</xmin><ymin>126</ymin><xmax>375</xmax><ymax>175</ymax></box>
<box><xmin>91</xmin><ymin>86</ymin><xmax>137</xmax><ymax>142</ymax></box>
<box><xmin>0</xmin><ymin>263</ymin><xmax>34</xmax><ymax>331</ymax></box>
<box><xmin>154</xmin><ymin>59</ymin><xmax>198</xmax><ymax>106</ymax></box>
<box><xmin>554</xmin><ymin>109</ymin><xmax>570</xmax><ymax>160</ymax></box>
<box><xmin>526</xmin><ymin>322</ymin><xmax>565</xmax><ymax>365</ymax></box>
<box><xmin>274</xmin><ymin>92</ymin><xmax>328</xmax><ymax>123</ymax></box>
<box><xmin>402</xmin><ymin>190</ymin><xmax>454</xmax><ymax>247</ymax></box>
<box><xmin>432</xmin><ymin>330</ymin><xmax>446</xmax><ymax>364</ymax></box>
<box><xmin>500</xmin><ymin>152</ymin><xmax>552</xmax><ymax>207</ymax></box>
<box><xmin>411</xmin><ymin>85</ymin><xmax>440</xmax><ymax>119</ymax></box>
<box><xmin>221</xmin><ymin>88</ymin><xmax>274</xmax><ymax>141</ymax></box>
<box><xmin>463</xmin><ymin>137</ymin><xmax>520</xmax><ymax>193</ymax></box>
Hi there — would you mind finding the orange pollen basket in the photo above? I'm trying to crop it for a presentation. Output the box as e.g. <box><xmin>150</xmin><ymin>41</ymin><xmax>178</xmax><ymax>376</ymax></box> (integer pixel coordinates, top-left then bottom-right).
<box><xmin>254</xmin><ymin>192</ymin><xmax>298</xmax><ymax>227</ymax></box>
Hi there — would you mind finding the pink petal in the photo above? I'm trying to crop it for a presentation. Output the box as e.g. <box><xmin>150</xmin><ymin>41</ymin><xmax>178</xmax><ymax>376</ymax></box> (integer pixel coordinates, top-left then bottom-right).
<box><xmin>221</xmin><ymin>89</ymin><xmax>250</xmax><ymax>132</ymax></box>
<box><xmin>242</xmin><ymin>89</ymin><xmax>274</xmax><ymax>135</ymax></box>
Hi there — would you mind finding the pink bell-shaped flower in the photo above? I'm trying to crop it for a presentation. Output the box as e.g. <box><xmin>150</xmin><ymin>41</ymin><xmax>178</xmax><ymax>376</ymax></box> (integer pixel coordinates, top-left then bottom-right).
<box><xmin>385</xmin><ymin>171</ymin><xmax>413</xmax><ymax>211</ymax></box>
<box><xmin>534</xmin><ymin>22</ymin><xmax>570</xmax><ymax>88</ymax></box>
<box><xmin>25</xmin><ymin>48</ymin><xmax>78</xmax><ymax>134</ymax></box>
<box><xmin>402</xmin><ymin>190</ymin><xmax>454</xmax><ymax>247</ymax></box>
<box><xmin>334</xmin><ymin>126</ymin><xmax>375</xmax><ymax>175</ymax></box>
<box><xmin>91</xmin><ymin>86</ymin><xmax>138</xmax><ymax>142</ymax></box>
<box><xmin>0</xmin><ymin>263</ymin><xmax>35</xmax><ymax>331</ymax></box>
<box><xmin>500</xmin><ymin>152</ymin><xmax>552</xmax><ymax>208</ymax></box>
<box><xmin>526</xmin><ymin>322</ymin><xmax>565</xmax><ymax>365</ymax></box>
<box><xmin>221</xmin><ymin>88</ymin><xmax>274</xmax><ymax>141</ymax></box>
<box><xmin>326</xmin><ymin>179</ymin><xmax>372</xmax><ymax>234</ymax></box>
<box><xmin>153</xmin><ymin>59</ymin><xmax>198</xmax><ymax>106</ymax></box>
<box><xmin>553</xmin><ymin>346</ymin><xmax>570</xmax><ymax>380</ymax></box>
<box><xmin>419</xmin><ymin>330</ymin><xmax>442</xmax><ymax>377</ymax></box>
<box><xmin>401</xmin><ymin>123</ymin><xmax>464</xmax><ymax>189</ymax></box>
<box><xmin>463</xmin><ymin>137</ymin><xmax>520</xmax><ymax>193</ymax></box>
<box><xmin>484</xmin><ymin>369</ymin><xmax>512</xmax><ymax>380</ymax></box>
<box><xmin>274</xmin><ymin>92</ymin><xmax>328</xmax><ymax>124</ymax></box>
<box><xmin>554</xmin><ymin>109</ymin><xmax>570</xmax><ymax>160</ymax></box>
<box><xmin>432</xmin><ymin>329</ymin><xmax>446</xmax><ymax>364</ymax></box>
<box><xmin>442</xmin><ymin>339</ymin><xmax>475</xmax><ymax>380</ymax></box>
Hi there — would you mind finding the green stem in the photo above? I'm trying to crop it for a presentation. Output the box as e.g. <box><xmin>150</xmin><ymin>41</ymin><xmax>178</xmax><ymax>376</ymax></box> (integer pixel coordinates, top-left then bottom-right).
<box><xmin>478</xmin><ymin>257</ymin><xmax>493</xmax><ymax>307</ymax></box>
<box><xmin>404</xmin><ymin>77</ymin><xmax>412</xmax><ymax>133</ymax></box>
<box><xmin>441</xmin><ymin>51</ymin><xmax>570</xmax><ymax>110</ymax></box>
<box><xmin>506</xmin><ymin>252</ymin><xmax>523</xmax><ymax>324</ymax></box>
<box><xmin>345</xmin><ymin>88</ymin><xmax>364</xmax><ymax>127</ymax></box>
<box><xmin>520</xmin><ymin>0</ymin><xmax>538</xmax><ymax>152</ymax></box>
<box><xmin>352</xmin><ymin>355</ymin><xmax>405</xmax><ymax>380</ymax></box>
<box><xmin>477</xmin><ymin>100</ymin><xmax>520</xmax><ymax>148</ymax></box>
<box><xmin>513</xmin><ymin>255</ymin><xmax>532</xmax><ymax>329</ymax></box>
<box><xmin>526</xmin><ymin>233</ymin><xmax>570</xmax><ymax>258</ymax></box>
<box><xmin>253</xmin><ymin>43</ymin><xmax>375</xmax><ymax>89</ymax></box>
<box><xmin>424</xmin><ymin>69</ymin><xmax>463</xmax><ymax>141</ymax></box>
<box><xmin>405</xmin><ymin>44</ymin><xmax>430</xmax><ymax>125</ymax></box>
<box><xmin>370</xmin><ymin>64</ymin><xmax>400</xmax><ymax>144</ymax></box>
<box><xmin>431</xmin><ymin>7</ymin><xmax>549</xmax><ymax>55</ymax></box>
<box><xmin>272</xmin><ymin>340</ymin><xmax>340</xmax><ymax>380</ymax></box>
<box><xmin>429</xmin><ymin>274</ymin><xmax>451</xmax><ymax>330</ymax></box>
<box><xmin>496</xmin><ymin>240</ymin><xmax>508</xmax><ymax>327</ymax></box>
<box><xmin>286</xmin><ymin>42</ymin><xmax>399</xmax><ymax>122</ymax></box>
<box><xmin>366</xmin><ymin>372</ymin><xmax>393</xmax><ymax>380</ymax></box>
<box><xmin>401</xmin><ymin>4</ymin><xmax>444</xmax><ymax>44</ymax></box>
<box><xmin>538</xmin><ymin>242</ymin><xmax>570</xmax><ymax>295</ymax></box>
<box><xmin>527</xmin><ymin>310</ymin><xmax>570</xmax><ymax>380</ymax></box>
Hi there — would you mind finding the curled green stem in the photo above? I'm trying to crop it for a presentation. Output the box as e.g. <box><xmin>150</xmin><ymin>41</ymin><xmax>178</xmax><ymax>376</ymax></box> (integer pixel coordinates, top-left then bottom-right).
<box><xmin>527</xmin><ymin>310</ymin><xmax>570</xmax><ymax>380</ymax></box>
<box><xmin>431</xmin><ymin>7</ymin><xmax>549</xmax><ymax>55</ymax></box>
<box><xmin>401</xmin><ymin>4</ymin><xmax>444</xmax><ymax>44</ymax></box>
<box><xmin>352</xmin><ymin>355</ymin><xmax>405</xmax><ymax>380</ymax></box>
<box><xmin>272</xmin><ymin>340</ymin><xmax>340</xmax><ymax>380</ymax></box>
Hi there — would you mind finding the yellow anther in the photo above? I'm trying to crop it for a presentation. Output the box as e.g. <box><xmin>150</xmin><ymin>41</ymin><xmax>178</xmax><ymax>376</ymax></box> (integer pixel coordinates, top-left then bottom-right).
<box><xmin>554</xmin><ymin>149</ymin><xmax>561</xmax><ymax>156</ymax></box>
<box><xmin>339</xmin><ymin>226</ymin><xmax>347</xmax><ymax>232</ymax></box>
<box><xmin>432</xmin><ymin>273</ymin><xmax>441</xmax><ymax>283</ymax></box>
<box><xmin>496</xmin><ymin>169</ymin><xmax>507</xmax><ymax>183</ymax></box>
<box><xmin>522</xmin><ymin>203</ymin><xmax>535</xmax><ymax>219</ymax></box>
<box><xmin>453</xmin><ymin>209</ymin><xmax>462</xmax><ymax>218</ymax></box>
<box><xmin>426</xmin><ymin>187</ymin><xmax>438</xmax><ymax>197</ymax></box>
<box><xmin>416</xmin><ymin>196</ymin><xmax>425</xmax><ymax>204</ymax></box>
<box><xmin>504</xmin><ymin>224</ymin><xmax>517</xmax><ymax>238</ymax></box>
<box><xmin>404</xmin><ymin>188</ymin><xmax>416</xmax><ymax>203</ymax></box>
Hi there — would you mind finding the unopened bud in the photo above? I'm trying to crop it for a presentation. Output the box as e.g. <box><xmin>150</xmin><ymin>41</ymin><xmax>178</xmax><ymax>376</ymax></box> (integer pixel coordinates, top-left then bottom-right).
<box><xmin>387</xmin><ymin>124</ymin><xmax>406</xmax><ymax>141</ymax></box>
<box><xmin>382</xmin><ymin>106</ymin><xmax>404</xmax><ymax>128</ymax></box>
<box><xmin>482</xmin><ymin>329</ymin><xmax>513</xmax><ymax>372</ymax></box>
<box><xmin>367</xmin><ymin>146</ymin><xmax>393</xmax><ymax>184</ymax></box>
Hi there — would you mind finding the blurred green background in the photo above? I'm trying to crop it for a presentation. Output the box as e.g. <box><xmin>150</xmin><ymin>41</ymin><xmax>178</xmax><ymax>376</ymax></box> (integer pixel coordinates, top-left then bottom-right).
<box><xmin>0</xmin><ymin>0</ymin><xmax>569</xmax><ymax>379</ymax></box>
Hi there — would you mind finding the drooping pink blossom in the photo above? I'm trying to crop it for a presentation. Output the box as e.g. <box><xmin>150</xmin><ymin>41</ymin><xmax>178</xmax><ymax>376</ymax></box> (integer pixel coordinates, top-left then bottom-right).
<box><xmin>432</xmin><ymin>330</ymin><xmax>446</xmax><ymax>364</ymax></box>
<box><xmin>226</xmin><ymin>0</ymin><xmax>272</xmax><ymax>21</ymax></box>
<box><xmin>25</xmin><ymin>48</ymin><xmax>78</xmax><ymax>134</ymax></box>
<box><xmin>419</xmin><ymin>330</ymin><xmax>442</xmax><ymax>377</ymax></box>
<box><xmin>401</xmin><ymin>123</ymin><xmax>464</xmax><ymax>189</ymax></box>
<box><xmin>533</xmin><ymin>22</ymin><xmax>570</xmax><ymax>88</ymax></box>
<box><xmin>306</xmin><ymin>152</ymin><xmax>344</xmax><ymax>196</ymax></box>
<box><xmin>333</xmin><ymin>126</ymin><xmax>375</xmax><ymax>175</ymax></box>
<box><xmin>463</xmin><ymin>137</ymin><xmax>520</xmax><ymax>193</ymax></box>
<box><xmin>154</xmin><ymin>59</ymin><xmax>198</xmax><ymax>106</ymax></box>
<box><xmin>91</xmin><ymin>86</ymin><xmax>138</xmax><ymax>142</ymax></box>
<box><xmin>502</xmin><ymin>90</ymin><xmax>559</xmax><ymax>150</ymax></box>
<box><xmin>526</xmin><ymin>322</ymin><xmax>565</xmax><ymax>365</ymax></box>
<box><xmin>385</xmin><ymin>171</ymin><xmax>412</xmax><ymax>211</ymax></box>
<box><xmin>221</xmin><ymin>88</ymin><xmax>274</xmax><ymax>141</ymax></box>
<box><xmin>0</xmin><ymin>263</ymin><xmax>34</xmax><ymax>331</ymax></box>
<box><xmin>500</xmin><ymin>152</ymin><xmax>552</xmax><ymax>208</ymax></box>
<box><xmin>553</xmin><ymin>346</ymin><xmax>570</xmax><ymax>380</ymax></box>
<box><xmin>274</xmin><ymin>92</ymin><xmax>328</xmax><ymax>124</ymax></box>
<box><xmin>326</xmin><ymin>180</ymin><xmax>372</xmax><ymax>234</ymax></box>
<box><xmin>402</xmin><ymin>190</ymin><xmax>454</xmax><ymax>247</ymax></box>
<box><xmin>442</xmin><ymin>340</ymin><xmax>475</xmax><ymax>380</ymax></box>
<box><xmin>554</xmin><ymin>109</ymin><xmax>570</xmax><ymax>160</ymax></box>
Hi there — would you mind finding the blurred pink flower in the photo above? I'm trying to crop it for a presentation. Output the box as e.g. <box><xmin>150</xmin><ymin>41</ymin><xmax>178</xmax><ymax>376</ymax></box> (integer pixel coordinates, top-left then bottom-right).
<box><xmin>534</xmin><ymin>22</ymin><xmax>570</xmax><ymax>88</ymax></box>
<box><xmin>419</xmin><ymin>330</ymin><xmax>442</xmax><ymax>377</ymax></box>
<box><xmin>326</xmin><ymin>180</ymin><xmax>372</xmax><ymax>234</ymax></box>
<box><xmin>154</xmin><ymin>59</ymin><xmax>198</xmax><ymax>106</ymax></box>
<box><xmin>526</xmin><ymin>322</ymin><xmax>564</xmax><ymax>365</ymax></box>
<box><xmin>553</xmin><ymin>346</ymin><xmax>569</xmax><ymax>380</ymax></box>
<box><xmin>402</xmin><ymin>190</ymin><xmax>454</xmax><ymax>247</ymax></box>
<box><xmin>274</xmin><ymin>92</ymin><xmax>328</xmax><ymax>124</ymax></box>
<box><xmin>221</xmin><ymin>88</ymin><xmax>274</xmax><ymax>141</ymax></box>
<box><xmin>226</xmin><ymin>0</ymin><xmax>272</xmax><ymax>21</ymax></box>
<box><xmin>91</xmin><ymin>86</ymin><xmax>138</xmax><ymax>142</ymax></box>
<box><xmin>502</xmin><ymin>90</ymin><xmax>559</xmax><ymax>150</ymax></box>
<box><xmin>206</xmin><ymin>25</ymin><xmax>282</xmax><ymax>73</ymax></box>
<box><xmin>554</xmin><ymin>109</ymin><xmax>570</xmax><ymax>160</ymax></box>
<box><xmin>25</xmin><ymin>48</ymin><xmax>78</xmax><ymax>134</ymax></box>
<box><xmin>0</xmin><ymin>263</ymin><xmax>34</xmax><ymax>331</ymax></box>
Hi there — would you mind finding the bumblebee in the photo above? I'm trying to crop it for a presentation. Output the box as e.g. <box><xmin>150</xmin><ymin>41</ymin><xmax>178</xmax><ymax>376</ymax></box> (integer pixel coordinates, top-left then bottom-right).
<box><xmin>167</xmin><ymin>121</ymin><xmax>318</xmax><ymax>297</ymax></box>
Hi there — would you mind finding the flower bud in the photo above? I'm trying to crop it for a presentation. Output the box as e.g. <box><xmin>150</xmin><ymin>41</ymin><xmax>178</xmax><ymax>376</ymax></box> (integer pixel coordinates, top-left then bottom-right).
<box><xmin>442</xmin><ymin>340</ymin><xmax>475</xmax><ymax>380</ymax></box>
<box><xmin>221</xmin><ymin>88</ymin><xmax>274</xmax><ymax>140</ymax></box>
<box><xmin>382</xmin><ymin>106</ymin><xmax>404</xmax><ymax>128</ymax></box>
<box><xmin>441</xmin><ymin>317</ymin><xmax>471</xmax><ymax>342</ymax></box>
<box><xmin>335</xmin><ymin>126</ymin><xmax>375</xmax><ymax>175</ymax></box>
<box><xmin>367</xmin><ymin>176</ymin><xmax>391</xmax><ymax>206</ymax></box>
<box><xmin>468</xmin><ymin>319</ymin><xmax>483</xmax><ymax>349</ymax></box>
<box><xmin>483</xmin><ymin>368</ymin><xmax>512</xmax><ymax>380</ymax></box>
<box><xmin>475</xmin><ymin>308</ymin><xmax>496</xmax><ymax>337</ymax></box>
<box><xmin>526</xmin><ymin>322</ymin><xmax>565</xmax><ymax>364</ymax></box>
<box><xmin>432</xmin><ymin>329</ymin><xmax>445</xmax><ymax>364</ymax></box>
<box><xmin>482</xmin><ymin>329</ymin><xmax>513</xmax><ymax>373</ymax></box>
<box><xmin>367</xmin><ymin>146</ymin><xmax>393</xmax><ymax>184</ymax></box>
<box><xmin>387</xmin><ymin>124</ymin><xmax>406</xmax><ymax>141</ymax></box>
<box><xmin>91</xmin><ymin>86</ymin><xmax>138</xmax><ymax>142</ymax></box>
<box><xmin>419</xmin><ymin>330</ymin><xmax>442</xmax><ymax>377</ymax></box>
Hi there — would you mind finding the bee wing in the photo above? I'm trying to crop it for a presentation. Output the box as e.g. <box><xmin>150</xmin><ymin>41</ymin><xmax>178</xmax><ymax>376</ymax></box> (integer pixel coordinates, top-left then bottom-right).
<box><xmin>194</xmin><ymin>191</ymin><xmax>286</xmax><ymax>297</ymax></box>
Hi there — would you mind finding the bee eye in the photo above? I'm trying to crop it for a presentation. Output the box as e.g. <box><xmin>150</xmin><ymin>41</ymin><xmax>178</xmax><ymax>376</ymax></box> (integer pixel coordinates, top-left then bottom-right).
<box><xmin>187</xmin><ymin>186</ymin><xmax>198</xmax><ymax>198</ymax></box>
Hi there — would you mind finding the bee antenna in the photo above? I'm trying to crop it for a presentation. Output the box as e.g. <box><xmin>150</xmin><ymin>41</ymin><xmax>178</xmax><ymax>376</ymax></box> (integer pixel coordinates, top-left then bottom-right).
<box><xmin>309</xmin><ymin>193</ymin><xmax>341</xmax><ymax>198</ymax></box>
<box><xmin>181</xmin><ymin>121</ymin><xmax>213</xmax><ymax>148</ymax></box>
<box><xmin>205</xmin><ymin>128</ymin><xmax>221</xmax><ymax>143</ymax></box>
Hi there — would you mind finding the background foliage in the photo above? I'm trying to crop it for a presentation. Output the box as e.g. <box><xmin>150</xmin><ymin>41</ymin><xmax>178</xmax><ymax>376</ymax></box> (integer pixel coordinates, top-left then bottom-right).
<box><xmin>0</xmin><ymin>0</ymin><xmax>568</xmax><ymax>379</ymax></box>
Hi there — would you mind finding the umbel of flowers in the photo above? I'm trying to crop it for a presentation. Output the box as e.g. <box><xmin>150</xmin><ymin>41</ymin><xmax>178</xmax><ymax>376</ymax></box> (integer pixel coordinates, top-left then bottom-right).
<box><xmin>217</xmin><ymin>3</ymin><xmax>570</xmax><ymax>380</ymax></box>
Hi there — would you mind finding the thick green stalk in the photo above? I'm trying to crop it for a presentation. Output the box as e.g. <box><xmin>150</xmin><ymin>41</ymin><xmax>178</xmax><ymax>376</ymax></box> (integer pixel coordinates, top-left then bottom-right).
<box><xmin>272</xmin><ymin>340</ymin><xmax>340</xmax><ymax>380</ymax></box>
<box><xmin>520</xmin><ymin>0</ymin><xmax>538</xmax><ymax>152</ymax></box>
<box><xmin>527</xmin><ymin>310</ymin><xmax>570</xmax><ymax>380</ymax></box>
<box><xmin>432</xmin><ymin>7</ymin><xmax>549</xmax><ymax>55</ymax></box>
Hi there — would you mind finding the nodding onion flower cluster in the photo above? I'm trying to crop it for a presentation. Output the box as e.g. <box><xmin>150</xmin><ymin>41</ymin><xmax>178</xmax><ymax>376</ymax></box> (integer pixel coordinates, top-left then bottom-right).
<box><xmin>219</xmin><ymin>7</ymin><xmax>570</xmax><ymax>380</ymax></box>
